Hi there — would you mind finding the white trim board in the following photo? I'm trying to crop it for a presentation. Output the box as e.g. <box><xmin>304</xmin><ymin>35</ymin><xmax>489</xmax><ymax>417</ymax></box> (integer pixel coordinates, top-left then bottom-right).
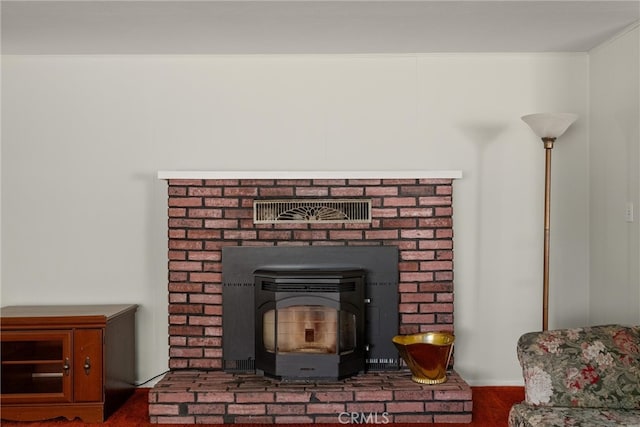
<box><xmin>157</xmin><ymin>170</ymin><xmax>463</xmax><ymax>180</ymax></box>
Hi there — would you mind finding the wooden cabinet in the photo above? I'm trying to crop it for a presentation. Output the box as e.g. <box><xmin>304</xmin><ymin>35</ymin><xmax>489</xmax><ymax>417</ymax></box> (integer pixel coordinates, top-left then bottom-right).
<box><xmin>0</xmin><ymin>305</ymin><xmax>137</xmax><ymax>422</ymax></box>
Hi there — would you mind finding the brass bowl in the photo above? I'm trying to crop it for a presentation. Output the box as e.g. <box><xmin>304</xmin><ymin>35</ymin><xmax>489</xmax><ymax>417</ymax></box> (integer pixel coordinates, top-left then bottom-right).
<box><xmin>392</xmin><ymin>332</ymin><xmax>455</xmax><ymax>384</ymax></box>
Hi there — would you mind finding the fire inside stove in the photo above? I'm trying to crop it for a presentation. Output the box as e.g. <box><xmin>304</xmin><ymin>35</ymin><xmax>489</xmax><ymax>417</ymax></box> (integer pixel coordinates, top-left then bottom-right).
<box><xmin>254</xmin><ymin>268</ymin><xmax>366</xmax><ymax>380</ymax></box>
<box><xmin>263</xmin><ymin>306</ymin><xmax>357</xmax><ymax>354</ymax></box>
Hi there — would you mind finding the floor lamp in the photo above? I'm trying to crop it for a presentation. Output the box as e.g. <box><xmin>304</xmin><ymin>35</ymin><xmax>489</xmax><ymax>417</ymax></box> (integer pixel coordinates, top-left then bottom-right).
<box><xmin>521</xmin><ymin>113</ymin><xmax>578</xmax><ymax>331</ymax></box>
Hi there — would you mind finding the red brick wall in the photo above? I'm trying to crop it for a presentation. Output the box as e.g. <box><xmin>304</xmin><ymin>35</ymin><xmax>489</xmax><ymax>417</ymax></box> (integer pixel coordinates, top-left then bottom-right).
<box><xmin>165</xmin><ymin>178</ymin><xmax>455</xmax><ymax>370</ymax></box>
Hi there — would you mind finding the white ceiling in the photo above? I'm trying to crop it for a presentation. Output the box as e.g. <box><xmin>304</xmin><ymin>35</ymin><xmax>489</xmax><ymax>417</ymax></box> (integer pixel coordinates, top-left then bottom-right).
<box><xmin>2</xmin><ymin>1</ymin><xmax>639</xmax><ymax>55</ymax></box>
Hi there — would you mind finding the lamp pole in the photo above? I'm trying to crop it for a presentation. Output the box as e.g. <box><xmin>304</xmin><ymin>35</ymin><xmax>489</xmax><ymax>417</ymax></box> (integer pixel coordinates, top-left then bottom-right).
<box><xmin>542</xmin><ymin>137</ymin><xmax>555</xmax><ymax>331</ymax></box>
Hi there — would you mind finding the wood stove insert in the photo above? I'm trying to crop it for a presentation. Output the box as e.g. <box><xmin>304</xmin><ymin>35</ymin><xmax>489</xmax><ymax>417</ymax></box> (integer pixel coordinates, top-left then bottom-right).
<box><xmin>221</xmin><ymin>246</ymin><xmax>400</xmax><ymax>376</ymax></box>
<box><xmin>254</xmin><ymin>268</ymin><xmax>365</xmax><ymax>380</ymax></box>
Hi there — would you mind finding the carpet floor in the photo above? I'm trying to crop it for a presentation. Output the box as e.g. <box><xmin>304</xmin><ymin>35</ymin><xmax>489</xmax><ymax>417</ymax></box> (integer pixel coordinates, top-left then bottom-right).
<box><xmin>1</xmin><ymin>386</ymin><xmax>524</xmax><ymax>427</ymax></box>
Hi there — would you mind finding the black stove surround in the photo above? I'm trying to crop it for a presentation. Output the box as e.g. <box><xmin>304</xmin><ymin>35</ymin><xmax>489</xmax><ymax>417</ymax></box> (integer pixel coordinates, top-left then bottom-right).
<box><xmin>221</xmin><ymin>246</ymin><xmax>400</xmax><ymax>378</ymax></box>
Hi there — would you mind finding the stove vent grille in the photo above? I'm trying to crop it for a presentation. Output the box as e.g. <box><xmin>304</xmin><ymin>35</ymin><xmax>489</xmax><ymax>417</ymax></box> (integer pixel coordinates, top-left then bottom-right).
<box><xmin>254</xmin><ymin>199</ymin><xmax>371</xmax><ymax>224</ymax></box>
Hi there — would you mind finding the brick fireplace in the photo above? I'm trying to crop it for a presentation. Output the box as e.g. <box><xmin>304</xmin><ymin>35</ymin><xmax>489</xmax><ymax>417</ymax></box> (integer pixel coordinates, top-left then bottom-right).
<box><xmin>149</xmin><ymin>171</ymin><xmax>471</xmax><ymax>424</ymax></box>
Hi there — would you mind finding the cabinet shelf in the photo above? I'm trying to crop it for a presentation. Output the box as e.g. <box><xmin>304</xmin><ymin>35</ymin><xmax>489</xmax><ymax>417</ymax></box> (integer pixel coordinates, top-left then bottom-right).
<box><xmin>2</xmin><ymin>360</ymin><xmax>64</xmax><ymax>365</ymax></box>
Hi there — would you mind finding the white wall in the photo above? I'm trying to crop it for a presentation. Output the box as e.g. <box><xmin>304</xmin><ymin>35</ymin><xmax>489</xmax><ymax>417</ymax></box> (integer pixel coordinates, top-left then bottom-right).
<box><xmin>589</xmin><ymin>24</ymin><xmax>640</xmax><ymax>325</ymax></box>
<box><xmin>1</xmin><ymin>53</ymin><xmax>589</xmax><ymax>385</ymax></box>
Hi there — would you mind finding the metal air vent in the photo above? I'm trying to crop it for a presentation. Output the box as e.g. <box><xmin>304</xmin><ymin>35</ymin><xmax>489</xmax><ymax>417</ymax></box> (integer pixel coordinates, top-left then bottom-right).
<box><xmin>254</xmin><ymin>199</ymin><xmax>371</xmax><ymax>224</ymax></box>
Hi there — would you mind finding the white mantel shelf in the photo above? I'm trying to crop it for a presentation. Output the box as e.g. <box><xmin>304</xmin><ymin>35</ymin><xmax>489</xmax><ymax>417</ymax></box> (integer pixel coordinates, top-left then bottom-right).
<box><xmin>157</xmin><ymin>170</ymin><xmax>463</xmax><ymax>180</ymax></box>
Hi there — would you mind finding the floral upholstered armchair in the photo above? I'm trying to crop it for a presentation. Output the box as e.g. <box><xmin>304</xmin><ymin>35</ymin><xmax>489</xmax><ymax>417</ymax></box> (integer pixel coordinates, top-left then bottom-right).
<box><xmin>509</xmin><ymin>324</ymin><xmax>640</xmax><ymax>427</ymax></box>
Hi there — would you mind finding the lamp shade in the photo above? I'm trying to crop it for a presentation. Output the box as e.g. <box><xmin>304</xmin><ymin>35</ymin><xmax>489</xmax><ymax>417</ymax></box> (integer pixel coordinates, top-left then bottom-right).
<box><xmin>521</xmin><ymin>113</ymin><xmax>578</xmax><ymax>138</ymax></box>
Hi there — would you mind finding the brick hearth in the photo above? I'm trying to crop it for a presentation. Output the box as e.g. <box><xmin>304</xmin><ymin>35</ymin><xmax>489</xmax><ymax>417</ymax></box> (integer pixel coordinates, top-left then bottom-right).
<box><xmin>150</xmin><ymin>370</ymin><xmax>472</xmax><ymax>424</ymax></box>
<box><xmin>152</xmin><ymin>171</ymin><xmax>470</xmax><ymax>423</ymax></box>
